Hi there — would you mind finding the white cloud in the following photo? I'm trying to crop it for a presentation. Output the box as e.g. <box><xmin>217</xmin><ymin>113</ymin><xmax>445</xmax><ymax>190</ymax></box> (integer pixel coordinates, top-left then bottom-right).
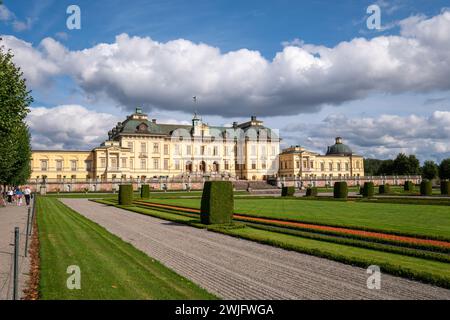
<box><xmin>0</xmin><ymin>4</ymin><xmax>34</xmax><ymax>32</ymax></box>
<box><xmin>0</xmin><ymin>35</ymin><xmax>60</xmax><ymax>87</ymax></box>
<box><xmin>2</xmin><ymin>10</ymin><xmax>450</xmax><ymax>118</ymax></box>
<box><xmin>12</xmin><ymin>17</ymin><xmax>33</xmax><ymax>32</ymax></box>
<box><xmin>26</xmin><ymin>105</ymin><xmax>120</xmax><ymax>150</ymax></box>
<box><xmin>284</xmin><ymin>111</ymin><xmax>450</xmax><ymax>162</ymax></box>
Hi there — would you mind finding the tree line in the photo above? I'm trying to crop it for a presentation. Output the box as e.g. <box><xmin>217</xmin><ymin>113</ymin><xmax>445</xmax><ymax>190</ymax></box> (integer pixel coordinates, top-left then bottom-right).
<box><xmin>0</xmin><ymin>40</ymin><xmax>33</xmax><ymax>188</ymax></box>
<box><xmin>364</xmin><ymin>154</ymin><xmax>450</xmax><ymax>180</ymax></box>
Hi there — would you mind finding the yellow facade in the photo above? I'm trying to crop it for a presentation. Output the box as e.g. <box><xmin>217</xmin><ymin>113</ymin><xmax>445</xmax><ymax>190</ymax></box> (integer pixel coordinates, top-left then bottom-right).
<box><xmin>278</xmin><ymin>139</ymin><xmax>364</xmax><ymax>178</ymax></box>
<box><xmin>30</xmin><ymin>109</ymin><xmax>280</xmax><ymax>181</ymax></box>
<box><xmin>30</xmin><ymin>150</ymin><xmax>93</xmax><ymax>180</ymax></box>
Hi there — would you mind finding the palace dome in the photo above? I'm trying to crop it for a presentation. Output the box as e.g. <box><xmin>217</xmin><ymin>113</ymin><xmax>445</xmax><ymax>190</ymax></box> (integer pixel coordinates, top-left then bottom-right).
<box><xmin>326</xmin><ymin>137</ymin><xmax>353</xmax><ymax>156</ymax></box>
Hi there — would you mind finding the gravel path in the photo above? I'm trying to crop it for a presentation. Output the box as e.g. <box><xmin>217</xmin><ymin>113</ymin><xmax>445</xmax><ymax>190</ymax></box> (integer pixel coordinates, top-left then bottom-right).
<box><xmin>61</xmin><ymin>199</ymin><xmax>450</xmax><ymax>300</ymax></box>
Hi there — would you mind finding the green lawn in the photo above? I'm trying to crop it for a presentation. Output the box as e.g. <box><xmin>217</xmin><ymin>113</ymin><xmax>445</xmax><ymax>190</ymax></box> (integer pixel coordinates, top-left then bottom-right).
<box><xmin>37</xmin><ymin>197</ymin><xmax>216</xmax><ymax>299</ymax></box>
<box><xmin>144</xmin><ymin>198</ymin><xmax>450</xmax><ymax>239</ymax></box>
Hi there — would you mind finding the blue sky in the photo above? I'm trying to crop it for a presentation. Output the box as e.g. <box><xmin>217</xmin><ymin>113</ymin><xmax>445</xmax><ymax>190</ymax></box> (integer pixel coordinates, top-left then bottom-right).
<box><xmin>1</xmin><ymin>0</ymin><xmax>450</xmax><ymax>161</ymax></box>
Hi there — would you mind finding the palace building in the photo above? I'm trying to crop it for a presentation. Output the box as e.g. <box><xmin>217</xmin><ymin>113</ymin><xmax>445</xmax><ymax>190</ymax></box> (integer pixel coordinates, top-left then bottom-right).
<box><xmin>30</xmin><ymin>108</ymin><xmax>281</xmax><ymax>181</ymax></box>
<box><xmin>278</xmin><ymin>137</ymin><xmax>364</xmax><ymax>178</ymax></box>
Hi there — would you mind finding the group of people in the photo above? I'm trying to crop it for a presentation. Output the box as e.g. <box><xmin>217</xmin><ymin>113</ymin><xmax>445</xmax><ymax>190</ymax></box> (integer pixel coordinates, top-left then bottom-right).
<box><xmin>2</xmin><ymin>186</ymin><xmax>32</xmax><ymax>207</ymax></box>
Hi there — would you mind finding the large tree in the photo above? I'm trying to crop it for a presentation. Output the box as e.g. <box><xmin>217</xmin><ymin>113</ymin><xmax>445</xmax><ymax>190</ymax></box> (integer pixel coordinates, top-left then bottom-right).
<box><xmin>0</xmin><ymin>42</ymin><xmax>33</xmax><ymax>186</ymax></box>
<box><xmin>392</xmin><ymin>153</ymin><xmax>420</xmax><ymax>175</ymax></box>
<box><xmin>421</xmin><ymin>160</ymin><xmax>438</xmax><ymax>180</ymax></box>
<box><xmin>439</xmin><ymin>158</ymin><xmax>450</xmax><ymax>180</ymax></box>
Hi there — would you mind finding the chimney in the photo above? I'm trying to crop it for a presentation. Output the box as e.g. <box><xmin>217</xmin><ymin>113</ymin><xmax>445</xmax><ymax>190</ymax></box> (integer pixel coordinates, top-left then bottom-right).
<box><xmin>232</xmin><ymin>121</ymin><xmax>238</xmax><ymax>128</ymax></box>
<box><xmin>251</xmin><ymin>116</ymin><xmax>257</xmax><ymax>121</ymax></box>
<box><xmin>152</xmin><ymin>119</ymin><xmax>157</xmax><ymax>124</ymax></box>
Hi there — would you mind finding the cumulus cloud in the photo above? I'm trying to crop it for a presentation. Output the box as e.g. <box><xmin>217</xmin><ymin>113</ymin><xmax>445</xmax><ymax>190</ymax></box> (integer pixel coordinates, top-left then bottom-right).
<box><xmin>0</xmin><ymin>4</ymin><xmax>12</xmax><ymax>21</ymax></box>
<box><xmin>26</xmin><ymin>105</ymin><xmax>120</xmax><ymax>150</ymax></box>
<box><xmin>0</xmin><ymin>4</ymin><xmax>34</xmax><ymax>31</ymax></box>
<box><xmin>1</xmin><ymin>35</ymin><xmax>60</xmax><ymax>87</ymax></box>
<box><xmin>3</xmin><ymin>10</ymin><xmax>450</xmax><ymax>117</ymax></box>
<box><xmin>284</xmin><ymin>111</ymin><xmax>450</xmax><ymax>162</ymax></box>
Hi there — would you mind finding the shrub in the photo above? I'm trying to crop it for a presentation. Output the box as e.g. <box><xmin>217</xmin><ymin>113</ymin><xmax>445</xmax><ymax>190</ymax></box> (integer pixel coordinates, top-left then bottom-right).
<box><xmin>404</xmin><ymin>181</ymin><xmax>414</xmax><ymax>191</ymax></box>
<box><xmin>200</xmin><ymin>181</ymin><xmax>234</xmax><ymax>225</ymax></box>
<box><xmin>441</xmin><ymin>180</ymin><xmax>450</xmax><ymax>196</ymax></box>
<box><xmin>362</xmin><ymin>182</ymin><xmax>374</xmax><ymax>198</ymax></box>
<box><xmin>281</xmin><ymin>186</ymin><xmax>295</xmax><ymax>197</ymax></box>
<box><xmin>359</xmin><ymin>187</ymin><xmax>364</xmax><ymax>195</ymax></box>
<box><xmin>118</xmin><ymin>184</ymin><xmax>133</xmax><ymax>205</ymax></box>
<box><xmin>305</xmin><ymin>187</ymin><xmax>318</xmax><ymax>197</ymax></box>
<box><xmin>333</xmin><ymin>182</ymin><xmax>348</xmax><ymax>199</ymax></box>
<box><xmin>141</xmin><ymin>184</ymin><xmax>150</xmax><ymax>198</ymax></box>
<box><xmin>420</xmin><ymin>180</ymin><xmax>432</xmax><ymax>196</ymax></box>
<box><xmin>379</xmin><ymin>184</ymin><xmax>390</xmax><ymax>194</ymax></box>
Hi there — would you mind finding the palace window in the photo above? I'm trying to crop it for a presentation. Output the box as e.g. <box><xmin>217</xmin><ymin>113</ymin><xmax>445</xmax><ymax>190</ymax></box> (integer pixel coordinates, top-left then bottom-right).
<box><xmin>224</xmin><ymin>146</ymin><xmax>228</xmax><ymax>156</ymax></box>
<box><xmin>127</xmin><ymin>142</ymin><xmax>133</xmax><ymax>151</ymax></box>
<box><xmin>85</xmin><ymin>160</ymin><xmax>92</xmax><ymax>171</ymax></box>
<box><xmin>186</xmin><ymin>145</ymin><xmax>192</xmax><ymax>155</ymax></box>
<box><xmin>310</xmin><ymin>161</ymin><xmax>314</xmax><ymax>168</ymax></box>
<box><xmin>100</xmin><ymin>157</ymin><xmax>106</xmax><ymax>167</ymax></box>
<box><xmin>271</xmin><ymin>146</ymin><xmax>276</xmax><ymax>155</ymax></box>
<box><xmin>345</xmin><ymin>163</ymin><xmax>349</xmax><ymax>171</ymax></box>
<box><xmin>320</xmin><ymin>163</ymin><xmax>325</xmax><ymax>171</ymax></box>
<box><xmin>164</xmin><ymin>159</ymin><xmax>169</xmax><ymax>170</ymax></box>
<box><xmin>121</xmin><ymin>158</ymin><xmax>127</xmax><ymax>168</ymax></box>
<box><xmin>164</xmin><ymin>144</ymin><xmax>169</xmax><ymax>155</ymax></box>
<box><xmin>153</xmin><ymin>158</ymin><xmax>159</xmax><ymax>169</ymax></box>
<box><xmin>141</xmin><ymin>142</ymin><xmax>146</xmax><ymax>153</ymax></box>
<box><xmin>40</xmin><ymin>160</ymin><xmax>48</xmax><ymax>171</ymax></box>
<box><xmin>174</xmin><ymin>159</ymin><xmax>180</xmax><ymax>170</ymax></box>
<box><xmin>262</xmin><ymin>162</ymin><xmax>267</xmax><ymax>170</ymax></box>
<box><xmin>56</xmin><ymin>160</ymin><xmax>63</xmax><ymax>171</ymax></box>
<box><xmin>153</xmin><ymin>143</ymin><xmax>159</xmax><ymax>153</ymax></box>
<box><xmin>213</xmin><ymin>146</ymin><xmax>218</xmax><ymax>156</ymax></box>
<box><xmin>224</xmin><ymin>160</ymin><xmax>229</xmax><ymax>170</ymax></box>
<box><xmin>130</xmin><ymin>158</ymin><xmax>134</xmax><ymax>169</ymax></box>
<box><xmin>71</xmin><ymin>160</ymin><xmax>77</xmax><ymax>171</ymax></box>
<box><xmin>296</xmin><ymin>161</ymin><xmax>300</xmax><ymax>169</ymax></box>
<box><xmin>201</xmin><ymin>146</ymin><xmax>206</xmax><ymax>156</ymax></box>
<box><xmin>174</xmin><ymin>144</ymin><xmax>180</xmax><ymax>155</ymax></box>
<box><xmin>252</xmin><ymin>160</ymin><xmax>257</xmax><ymax>170</ymax></box>
<box><xmin>329</xmin><ymin>163</ymin><xmax>333</xmax><ymax>171</ymax></box>
<box><xmin>140</xmin><ymin>159</ymin><xmax>146</xmax><ymax>169</ymax></box>
<box><xmin>251</xmin><ymin>145</ymin><xmax>256</xmax><ymax>156</ymax></box>
<box><xmin>303</xmin><ymin>160</ymin><xmax>307</xmax><ymax>168</ymax></box>
<box><xmin>110</xmin><ymin>158</ymin><xmax>117</xmax><ymax>170</ymax></box>
<box><xmin>337</xmin><ymin>163</ymin><xmax>341</xmax><ymax>171</ymax></box>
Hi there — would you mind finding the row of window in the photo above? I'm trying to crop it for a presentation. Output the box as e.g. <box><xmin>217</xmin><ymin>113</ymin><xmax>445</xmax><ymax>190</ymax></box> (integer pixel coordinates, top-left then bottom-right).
<box><xmin>280</xmin><ymin>160</ymin><xmax>362</xmax><ymax>171</ymax></box>
<box><xmin>124</xmin><ymin>142</ymin><xmax>278</xmax><ymax>157</ymax></box>
<box><xmin>39</xmin><ymin>160</ymin><xmax>91</xmax><ymax>172</ymax></box>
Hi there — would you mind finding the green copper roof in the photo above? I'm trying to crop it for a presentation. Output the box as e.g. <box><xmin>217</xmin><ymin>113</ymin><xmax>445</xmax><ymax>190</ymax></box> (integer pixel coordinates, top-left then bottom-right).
<box><xmin>326</xmin><ymin>137</ymin><xmax>353</xmax><ymax>155</ymax></box>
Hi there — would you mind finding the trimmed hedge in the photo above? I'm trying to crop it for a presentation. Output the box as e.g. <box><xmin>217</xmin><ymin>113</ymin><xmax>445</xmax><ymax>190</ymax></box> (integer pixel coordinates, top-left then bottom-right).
<box><xmin>333</xmin><ymin>182</ymin><xmax>348</xmax><ymax>199</ymax></box>
<box><xmin>281</xmin><ymin>186</ymin><xmax>295</xmax><ymax>197</ymax></box>
<box><xmin>362</xmin><ymin>182</ymin><xmax>374</xmax><ymax>198</ymax></box>
<box><xmin>441</xmin><ymin>180</ymin><xmax>450</xmax><ymax>196</ymax></box>
<box><xmin>379</xmin><ymin>184</ymin><xmax>390</xmax><ymax>194</ymax></box>
<box><xmin>305</xmin><ymin>187</ymin><xmax>318</xmax><ymax>197</ymax></box>
<box><xmin>118</xmin><ymin>184</ymin><xmax>133</xmax><ymax>205</ymax></box>
<box><xmin>200</xmin><ymin>181</ymin><xmax>234</xmax><ymax>225</ymax></box>
<box><xmin>420</xmin><ymin>180</ymin><xmax>433</xmax><ymax>196</ymax></box>
<box><xmin>141</xmin><ymin>184</ymin><xmax>150</xmax><ymax>199</ymax></box>
<box><xmin>404</xmin><ymin>181</ymin><xmax>414</xmax><ymax>191</ymax></box>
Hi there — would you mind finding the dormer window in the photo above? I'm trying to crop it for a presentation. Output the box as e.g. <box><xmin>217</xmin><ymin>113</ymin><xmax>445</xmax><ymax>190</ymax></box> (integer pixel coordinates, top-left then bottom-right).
<box><xmin>136</xmin><ymin>122</ymin><xmax>149</xmax><ymax>133</ymax></box>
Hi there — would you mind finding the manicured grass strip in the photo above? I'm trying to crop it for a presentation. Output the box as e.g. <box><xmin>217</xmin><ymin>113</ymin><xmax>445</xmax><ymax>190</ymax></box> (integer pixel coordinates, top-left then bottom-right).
<box><xmin>144</xmin><ymin>198</ymin><xmax>450</xmax><ymax>241</ymax></box>
<box><xmin>37</xmin><ymin>197</ymin><xmax>216</xmax><ymax>300</ymax></box>
<box><xmin>207</xmin><ymin>226</ymin><xmax>450</xmax><ymax>290</ymax></box>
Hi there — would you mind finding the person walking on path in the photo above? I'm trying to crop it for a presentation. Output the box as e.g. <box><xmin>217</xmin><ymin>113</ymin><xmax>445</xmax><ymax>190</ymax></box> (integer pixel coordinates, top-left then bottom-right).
<box><xmin>24</xmin><ymin>186</ymin><xmax>31</xmax><ymax>206</ymax></box>
<box><xmin>15</xmin><ymin>188</ymin><xmax>23</xmax><ymax>206</ymax></box>
<box><xmin>7</xmin><ymin>189</ymin><xmax>13</xmax><ymax>204</ymax></box>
